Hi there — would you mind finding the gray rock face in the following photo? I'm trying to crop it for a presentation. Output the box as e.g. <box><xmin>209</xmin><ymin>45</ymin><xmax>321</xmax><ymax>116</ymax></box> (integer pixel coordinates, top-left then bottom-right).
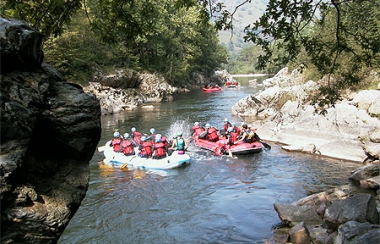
<box><xmin>273</xmin><ymin>165</ymin><xmax>380</xmax><ymax>244</ymax></box>
<box><xmin>1</xmin><ymin>18</ymin><xmax>101</xmax><ymax>243</ymax></box>
<box><xmin>232</xmin><ymin>67</ymin><xmax>380</xmax><ymax>162</ymax></box>
<box><xmin>0</xmin><ymin>18</ymin><xmax>44</xmax><ymax>73</ymax></box>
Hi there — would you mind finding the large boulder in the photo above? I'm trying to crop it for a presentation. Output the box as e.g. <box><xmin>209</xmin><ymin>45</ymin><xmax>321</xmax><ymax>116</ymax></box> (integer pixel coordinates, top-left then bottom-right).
<box><xmin>0</xmin><ymin>18</ymin><xmax>101</xmax><ymax>243</ymax></box>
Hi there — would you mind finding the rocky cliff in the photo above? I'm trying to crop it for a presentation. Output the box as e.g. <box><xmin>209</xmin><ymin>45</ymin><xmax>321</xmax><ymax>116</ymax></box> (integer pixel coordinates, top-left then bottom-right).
<box><xmin>1</xmin><ymin>18</ymin><xmax>101</xmax><ymax>243</ymax></box>
<box><xmin>232</xmin><ymin>67</ymin><xmax>380</xmax><ymax>163</ymax></box>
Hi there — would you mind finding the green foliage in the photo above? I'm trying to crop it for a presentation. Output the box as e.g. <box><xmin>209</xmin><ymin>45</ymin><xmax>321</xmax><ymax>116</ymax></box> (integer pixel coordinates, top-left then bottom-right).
<box><xmin>88</xmin><ymin>0</ymin><xmax>227</xmax><ymax>84</ymax></box>
<box><xmin>3</xmin><ymin>0</ymin><xmax>227</xmax><ymax>85</ymax></box>
<box><xmin>1</xmin><ymin>0</ymin><xmax>82</xmax><ymax>39</ymax></box>
<box><xmin>239</xmin><ymin>0</ymin><xmax>380</xmax><ymax>107</ymax></box>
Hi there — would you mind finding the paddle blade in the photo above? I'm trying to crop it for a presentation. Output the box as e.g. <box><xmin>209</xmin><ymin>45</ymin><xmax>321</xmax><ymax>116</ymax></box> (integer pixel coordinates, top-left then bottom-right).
<box><xmin>98</xmin><ymin>146</ymin><xmax>106</xmax><ymax>152</ymax></box>
<box><xmin>261</xmin><ymin>141</ymin><xmax>271</xmax><ymax>150</ymax></box>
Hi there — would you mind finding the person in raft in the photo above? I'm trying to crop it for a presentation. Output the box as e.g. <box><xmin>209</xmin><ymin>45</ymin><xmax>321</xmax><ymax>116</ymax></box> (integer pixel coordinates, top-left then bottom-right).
<box><xmin>192</xmin><ymin>121</ymin><xmax>205</xmax><ymax>136</ymax></box>
<box><xmin>110</xmin><ymin>131</ymin><xmax>123</xmax><ymax>152</ymax></box>
<box><xmin>152</xmin><ymin>134</ymin><xmax>168</xmax><ymax>159</ymax></box>
<box><xmin>220</xmin><ymin>118</ymin><xmax>233</xmax><ymax>136</ymax></box>
<box><xmin>168</xmin><ymin>131</ymin><xmax>188</xmax><ymax>155</ymax></box>
<box><xmin>131</xmin><ymin>127</ymin><xmax>142</xmax><ymax>145</ymax></box>
<box><xmin>160</xmin><ymin>134</ymin><xmax>171</xmax><ymax>151</ymax></box>
<box><xmin>226</xmin><ymin>126</ymin><xmax>239</xmax><ymax>145</ymax></box>
<box><xmin>138</xmin><ymin>136</ymin><xmax>153</xmax><ymax>158</ymax></box>
<box><xmin>205</xmin><ymin>123</ymin><xmax>219</xmax><ymax>142</ymax></box>
<box><xmin>234</xmin><ymin>123</ymin><xmax>257</xmax><ymax>144</ymax></box>
<box><xmin>147</xmin><ymin>128</ymin><xmax>156</xmax><ymax>142</ymax></box>
<box><xmin>120</xmin><ymin>133</ymin><xmax>136</xmax><ymax>156</ymax></box>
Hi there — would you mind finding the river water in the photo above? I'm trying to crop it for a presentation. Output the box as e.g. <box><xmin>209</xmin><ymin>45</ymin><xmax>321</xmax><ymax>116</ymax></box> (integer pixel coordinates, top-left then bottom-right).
<box><xmin>58</xmin><ymin>77</ymin><xmax>360</xmax><ymax>243</ymax></box>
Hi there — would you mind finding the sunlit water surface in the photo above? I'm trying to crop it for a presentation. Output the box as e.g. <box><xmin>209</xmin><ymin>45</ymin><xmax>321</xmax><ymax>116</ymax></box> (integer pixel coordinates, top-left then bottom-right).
<box><xmin>58</xmin><ymin>77</ymin><xmax>359</xmax><ymax>243</ymax></box>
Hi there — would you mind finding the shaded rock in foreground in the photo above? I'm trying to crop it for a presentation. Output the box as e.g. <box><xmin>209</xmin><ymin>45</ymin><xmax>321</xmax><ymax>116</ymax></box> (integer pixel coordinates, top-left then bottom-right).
<box><xmin>1</xmin><ymin>18</ymin><xmax>101</xmax><ymax>243</ymax></box>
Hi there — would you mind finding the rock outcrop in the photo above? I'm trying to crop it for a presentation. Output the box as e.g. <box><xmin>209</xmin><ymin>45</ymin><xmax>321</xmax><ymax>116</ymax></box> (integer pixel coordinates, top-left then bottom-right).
<box><xmin>230</xmin><ymin>67</ymin><xmax>380</xmax><ymax>243</ymax></box>
<box><xmin>232</xmin><ymin>67</ymin><xmax>380</xmax><ymax>163</ymax></box>
<box><xmin>269</xmin><ymin>164</ymin><xmax>380</xmax><ymax>243</ymax></box>
<box><xmin>1</xmin><ymin>18</ymin><xmax>101</xmax><ymax>243</ymax></box>
<box><xmin>84</xmin><ymin>71</ymin><xmax>188</xmax><ymax>115</ymax></box>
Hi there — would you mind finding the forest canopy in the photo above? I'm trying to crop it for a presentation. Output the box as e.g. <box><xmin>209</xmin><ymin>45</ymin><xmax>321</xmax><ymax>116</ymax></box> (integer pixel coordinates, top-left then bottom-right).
<box><xmin>2</xmin><ymin>0</ymin><xmax>379</xmax><ymax>107</ymax></box>
<box><xmin>1</xmin><ymin>0</ymin><xmax>228</xmax><ymax>85</ymax></box>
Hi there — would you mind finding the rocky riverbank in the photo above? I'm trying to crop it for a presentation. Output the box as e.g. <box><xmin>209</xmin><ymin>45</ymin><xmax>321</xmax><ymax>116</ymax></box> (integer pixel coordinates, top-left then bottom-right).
<box><xmin>1</xmin><ymin>18</ymin><xmax>101</xmax><ymax>243</ymax></box>
<box><xmin>84</xmin><ymin>69</ymin><xmax>232</xmax><ymax>115</ymax></box>
<box><xmin>231</xmin><ymin>67</ymin><xmax>380</xmax><ymax>243</ymax></box>
<box><xmin>233</xmin><ymin>67</ymin><xmax>380</xmax><ymax>163</ymax></box>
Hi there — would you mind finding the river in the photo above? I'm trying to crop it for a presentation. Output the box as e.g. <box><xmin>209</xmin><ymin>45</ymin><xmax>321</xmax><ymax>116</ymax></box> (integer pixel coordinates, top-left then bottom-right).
<box><xmin>58</xmin><ymin>76</ymin><xmax>360</xmax><ymax>243</ymax></box>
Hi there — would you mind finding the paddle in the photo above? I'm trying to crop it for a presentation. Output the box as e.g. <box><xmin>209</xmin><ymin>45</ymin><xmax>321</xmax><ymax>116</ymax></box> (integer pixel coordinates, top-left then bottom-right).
<box><xmin>98</xmin><ymin>145</ymin><xmax>106</xmax><ymax>152</ymax></box>
<box><xmin>254</xmin><ymin>133</ymin><xmax>271</xmax><ymax>150</ymax></box>
<box><xmin>120</xmin><ymin>155</ymin><xmax>136</xmax><ymax>169</ymax></box>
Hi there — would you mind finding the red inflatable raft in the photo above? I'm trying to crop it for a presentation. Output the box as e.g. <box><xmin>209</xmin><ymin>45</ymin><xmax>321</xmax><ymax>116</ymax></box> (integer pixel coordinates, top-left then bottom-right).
<box><xmin>224</xmin><ymin>81</ymin><xmax>240</xmax><ymax>88</ymax></box>
<box><xmin>193</xmin><ymin>136</ymin><xmax>262</xmax><ymax>155</ymax></box>
<box><xmin>202</xmin><ymin>87</ymin><xmax>222</xmax><ymax>92</ymax></box>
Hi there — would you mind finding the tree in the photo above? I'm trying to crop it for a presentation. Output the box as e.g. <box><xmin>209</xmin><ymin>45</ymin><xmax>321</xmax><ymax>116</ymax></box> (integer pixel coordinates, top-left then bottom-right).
<box><xmin>240</xmin><ymin>0</ymin><xmax>380</xmax><ymax>107</ymax></box>
<box><xmin>2</xmin><ymin>0</ymin><xmax>227</xmax><ymax>85</ymax></box>
<box><xmin>1</xmin><ymin>0</ymin><xmax>82</xmax><ymax>39</ymax></box>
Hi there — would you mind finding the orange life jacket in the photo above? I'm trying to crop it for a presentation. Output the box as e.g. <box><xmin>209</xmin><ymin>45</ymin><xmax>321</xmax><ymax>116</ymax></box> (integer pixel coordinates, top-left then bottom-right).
<box><xmin>207</xmin><ymin>127</ymin><xmax>219</xmax><ymax>141</ymax></box>
<box><xmin>132</xmin><ymin>131</ymin><xmax>142</xmax><ymax>144</ymax></box>
<box><xmin>121</xmin><ymin>140</ymin><xmax>135</xmax><ymax>155</ymax></box>
<box><xmin>192</xmin><ymin>125</ymin><xmax>204</xmax><ymax>136</ymax></box>
<box><xmin>229</xmin><ymin>132</ymin><xmax>239</xmax><ymax>144</ymax></box>
<box><xmin>161</xmin><ymin>136</ymin><xmax>170</xmax><ymax>148</ymax></box>
<box><xmin>139</xmin><ymin>141</ymin><xmax>153</xmax><ymax>156</ymax></box>
<box><xmin>153</xmin><ymin>142</ymin><xmax>167</xmax><ymax>157</ymax></box>
<box><xmin>223</xmin><ymin>122</ymin><xmax>232</xmax><ymax>131</ymax></box>
<box><xmin>111</xmin><ymin>138</ymin><xmax>122</xmax><ymax>152</ymax></box>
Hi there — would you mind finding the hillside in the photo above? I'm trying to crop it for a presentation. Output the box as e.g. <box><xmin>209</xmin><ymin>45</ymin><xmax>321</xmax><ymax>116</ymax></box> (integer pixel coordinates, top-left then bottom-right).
<box><xmin>218</xmin><ymin>0</ymin><xmax>268</xmax><ymax>58</ymax></box>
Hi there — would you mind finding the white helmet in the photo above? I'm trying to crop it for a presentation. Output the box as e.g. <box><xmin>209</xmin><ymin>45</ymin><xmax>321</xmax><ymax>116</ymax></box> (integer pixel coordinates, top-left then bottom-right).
<box><xmin>113</xmin><ymin>132</ymin><xmax>120</xmax><ymax>138</ymax></box>
<box><xmin>205</xmin><ymin>123</ymin><xmax>211</xmax><ymax>128</ymax></box>
<box><xmin>124</xmin><ymin>133</ymin><xmax>130</xmax><ymax>138</ymax></box>
<box><xmin>155</xmin><ymin>134</ymin><xmax>162</xmax><ymax>142</ymax></box>
<box><xmin>150</xmin><ymin>128</ymin><xmax>155</xmax><ymax>134</ymax></box>
<box><xmin>194</xmin><ymin>122</ymin><xmax>199</xmax><ymax>126</ymax></box>
<box><xmin>131</xmin><ymin>127</ymin><xmax>136</xmax><ymax>132</ymax></box>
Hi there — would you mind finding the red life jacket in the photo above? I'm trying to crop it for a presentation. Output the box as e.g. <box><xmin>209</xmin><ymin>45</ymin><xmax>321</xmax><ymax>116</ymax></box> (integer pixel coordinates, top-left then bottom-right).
<box><xmin>207</xmin><ymin>127</ymin><xmax>219</xmax><ymax>141</ymax></box>
<box><xmin>161</xmin><ymin>136</ymin><xmax>170</xmax><ymax>148</ymax></box>
<box><xmin>192</xmin><ymin>125</ymin><xmax>204</xmax><ymax>136</ymax></box>
<box><xmin>153</xmin><ymin>142</ymin><xmax>167</xmax><ymax>157</ymax></box>
<box><xmin>234</xmin><ymin>126</ymin><xmax>241</xmax><ymax>135</ymax></box>
<box><xmin>121</xmin><ymin>140</ymin><xmax>134</xmax><ymax>155</ymax></box>
<box><xmin>132</xmin><ymin>131</ymin><xmax>142</xmax><ymax>144</ymax></box>
<box><xmin>229</xmin><ymin>132</ymin><xmax>239</xmax><ymax>144</ymax></box>
<box><xmin>214</xmin><ymin>141</ymin><xmax>227</xmax><ymax>156</ymax></box>
<box><xmin>139</xmin><ymin>141</ymin><xmax>153</xmax><ymax>156</ymax></box>
<box><xmin>223</xmin><ymin>122</ymin><xmax>232</xmax><ymax>131</ymax></box>
<box><xmin>111</xmin><ymin>138</ymin><xmax>122</xmax><ymax>152</ymax></box>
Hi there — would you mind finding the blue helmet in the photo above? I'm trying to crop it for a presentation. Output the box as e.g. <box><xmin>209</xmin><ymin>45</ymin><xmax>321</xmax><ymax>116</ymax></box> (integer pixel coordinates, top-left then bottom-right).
<box><xmin>205</xmin><ymin>123</ymin><xmax>211</xmax><ymax>128</ymax></box>
<box><xmin>227</xmin><ymin>127</ymin><xmax>234</xmax><ymax>132</ymax></box>
<box><xmin>224</xmin><ymin>118</ymin><xmax>229</xmax><ymax>122</ymax></box>
<box><xmin>150</xmin><ymin>128</ymin><xmax>155</xmax><ymax>134</ymax></box>
<box><xmin>131</xmin><ymin>127</ymin><xmax>136</xmax><ymax>132</ymax></box>
<box><xmin>177</xmin><ymin>131</ymin><xmax>183</xmax><ymax>136</ymax></box>
<box><xmin>113</xmin><ymin>131</ymin><xmax>120</xmax><ymax>138</ymax></box>
<box><xmin>124</xmin><ymin>133</ymin><xmax>130</xmax><ymax>139</ymax></box>
<box><xmin>141</xmin><ymin>136</ymin><xmax>147</xmax><ymax>142</ymax></box>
